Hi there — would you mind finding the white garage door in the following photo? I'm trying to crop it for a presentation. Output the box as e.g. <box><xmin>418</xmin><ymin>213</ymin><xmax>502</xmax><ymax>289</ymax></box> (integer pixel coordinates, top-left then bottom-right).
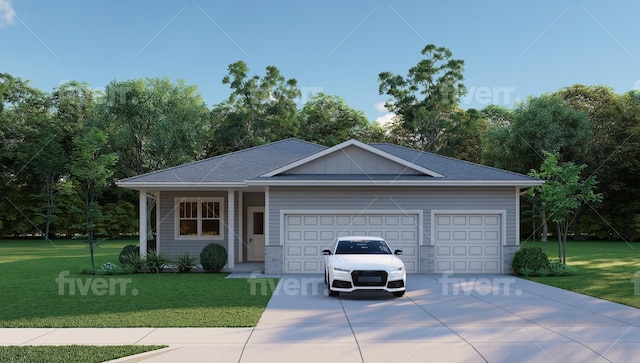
<box><xmin>284</xmin><ymin>214</ymin><xmax>419</xmax><ymax>274</ymax></box>
<box><xmin>434</xmin><ymin>214</ymin><xmax>502</xmax><ymax>273</ymax></box>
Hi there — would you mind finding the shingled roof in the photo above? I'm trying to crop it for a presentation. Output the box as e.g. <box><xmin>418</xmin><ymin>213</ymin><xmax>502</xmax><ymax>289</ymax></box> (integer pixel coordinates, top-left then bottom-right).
<box><xmin>117</xmin><ymin>138</ymin><xmax>541</xmax><ymax>189</ymax></box>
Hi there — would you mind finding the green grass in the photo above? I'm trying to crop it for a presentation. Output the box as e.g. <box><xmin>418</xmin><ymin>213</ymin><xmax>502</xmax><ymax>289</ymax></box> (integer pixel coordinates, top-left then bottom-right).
<box><xmin>0</xmin><ymin>239</ymin><xmax>277</xmax><ymax>327</ymax></box>
<box><xmin>521</xmin><ymin>240</ymin><xmax>640</xmax><ymax>309</ymax></box>
<box><xmin>0</xmin><ymin>345</ymin><xmax>166</xmax><ymax>363</ymax></box>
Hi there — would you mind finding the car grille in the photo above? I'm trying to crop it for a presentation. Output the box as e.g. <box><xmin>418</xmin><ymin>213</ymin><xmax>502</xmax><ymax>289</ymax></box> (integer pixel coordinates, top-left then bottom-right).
<box><xmin>351</xmin><ymin>270</ymin><xmax>388</xmax><ymax>287</ymax></box>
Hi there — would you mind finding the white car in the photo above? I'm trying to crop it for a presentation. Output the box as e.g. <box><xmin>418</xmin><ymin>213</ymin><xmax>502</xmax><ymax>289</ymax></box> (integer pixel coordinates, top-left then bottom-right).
<box><xmin>322</xmin><ymin>236</ymin><xmax>406</xmax><ymax>297</ymax></box>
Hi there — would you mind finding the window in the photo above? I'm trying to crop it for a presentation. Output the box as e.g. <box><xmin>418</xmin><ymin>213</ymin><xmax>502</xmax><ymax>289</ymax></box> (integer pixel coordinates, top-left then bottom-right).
<box><xmin>175</xmin><ymin>198</ymin><xmax>223</xmax><ymax>239</ymax></box>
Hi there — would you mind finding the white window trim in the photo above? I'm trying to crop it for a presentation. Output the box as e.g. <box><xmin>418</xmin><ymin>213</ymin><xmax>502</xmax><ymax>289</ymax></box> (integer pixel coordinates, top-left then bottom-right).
<box><xmin>174</xmin><ymin>197</ymin><xmax>224</xmax><ymax>240</ymax></box>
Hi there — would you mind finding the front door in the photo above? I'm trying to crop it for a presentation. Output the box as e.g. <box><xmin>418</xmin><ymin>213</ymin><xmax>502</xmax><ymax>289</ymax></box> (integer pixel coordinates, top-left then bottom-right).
<box><xmin>247</xmin><ymin>207</ymin><xmax>265</xmax><ymax>261</ymax></box>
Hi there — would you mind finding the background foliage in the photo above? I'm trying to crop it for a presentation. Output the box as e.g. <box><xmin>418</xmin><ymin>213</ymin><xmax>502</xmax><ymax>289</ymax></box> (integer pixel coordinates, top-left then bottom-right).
<box><xmin>1</xmin><ymin>46</ymin><xmax>639</xmax><ymax>241</ymax></box>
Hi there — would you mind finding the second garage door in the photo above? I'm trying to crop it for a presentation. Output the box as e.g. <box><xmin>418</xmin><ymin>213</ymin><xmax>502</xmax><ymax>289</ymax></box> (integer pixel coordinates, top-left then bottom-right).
<box><xmin>284</xmin><ymin>213</ymin><xmax>419</xmax><ymax>274</ymax></box>
<box><xmin>434</xmin><ymin>214</ymin><xmax>502</xmax><ymax>273</ymax></box>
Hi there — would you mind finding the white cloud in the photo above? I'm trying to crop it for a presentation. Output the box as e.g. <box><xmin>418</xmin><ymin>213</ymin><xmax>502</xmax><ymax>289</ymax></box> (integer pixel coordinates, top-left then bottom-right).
<box><xmin>0</xmin><ymin>0</ymin><xmax>15</xmax><ymax>28</ymax></box>
<box><xmin>374</xmin><ymin>113</ymin><xmax>395</xmax><ymax>129</ymax></box>
<box><xmin>374</xmin><ymin>101</ymin><xmax>388</xmax><ymax>112</ymax></box>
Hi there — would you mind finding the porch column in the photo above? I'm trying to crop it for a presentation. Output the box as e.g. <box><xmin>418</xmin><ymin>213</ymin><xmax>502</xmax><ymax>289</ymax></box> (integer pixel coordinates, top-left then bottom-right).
<box><xmin>238</xmin><ymin>191</ymin><xmax>243</xmax><ymax>263</ymax></box>
<box><xmin>264</xmin><ymin>186</ymin><xmax>269</xmax><ymax>247</ymax></box>
<box><xmin>139</xmin><ymin>188</ymin><xmax>147</xmax><ymax>259</ymax></box>
<box><xmin>228</xmin><ymin>189</ymin><xmax>235</xmax><ymax>269</ymax></box>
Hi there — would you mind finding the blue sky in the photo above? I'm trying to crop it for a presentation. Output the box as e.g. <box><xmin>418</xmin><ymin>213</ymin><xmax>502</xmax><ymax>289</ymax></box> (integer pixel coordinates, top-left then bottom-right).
<box><xmin>1</xmin><ymin>0</ymin><xmax>639</xmax><ymax>124</ymax></box>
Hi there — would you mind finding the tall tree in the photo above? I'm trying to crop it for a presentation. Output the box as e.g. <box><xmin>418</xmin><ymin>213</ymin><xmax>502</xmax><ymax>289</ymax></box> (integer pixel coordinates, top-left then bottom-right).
<box><xmin>69</xmin><ymin>129</ymin><xmax>117</xmax><ymax>272</ymax></box>
<box><xmin>208</xmin><ymin>61</ymin><xmax>300</xmax><ymax>155</ymax></box>
<box><xmin>92</xmin><ymin>77</ymin><xmax>210</xmax><ymax>178</ymax></box>
<box><xmin>528</xmin><ymin>152</ymin><xmax>602</xmax><ymax>263</ymax></box>
<box><xmin>555</xmin><ymin>85</ymin><xmax>640</xmax><ymax>240</ymax></box>
<box><xmin>0</xmin><ymin>74</ymin><xmax>54</xmax><ymax>237</ymax></box>
<box><xmin>298</xmin><ymin>93</ymin><xmax>379</xmax><ymax>146</ymax></box>
<box><xmin>439</xmin><ymin>108</ymin><xmax>486</xmax><ymax>163</ymax></box>
<box><xmin>378</xmin><ymin>44</ymin><xmax>466</xmax><ymax>152</ymax></box>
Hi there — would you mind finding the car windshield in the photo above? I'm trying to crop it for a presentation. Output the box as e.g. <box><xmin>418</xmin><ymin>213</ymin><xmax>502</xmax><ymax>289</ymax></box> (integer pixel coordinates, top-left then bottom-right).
<box><xmin>335</xmin><ymin>240</ymin><xmax>392</xmax><ymax>255</ymax></box>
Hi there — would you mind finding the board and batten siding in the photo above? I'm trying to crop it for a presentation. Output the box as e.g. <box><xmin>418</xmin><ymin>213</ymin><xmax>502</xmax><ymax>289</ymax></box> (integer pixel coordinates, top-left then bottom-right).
<box><xmin>158</xmin><ymin>191</ymin><xmax>237</xmax><ymax>263</ymax></box>
<box><xmin>286</xmin><ymin>145</ymin><xmax>420</xmax><ymax>175</ymax></box>
<box><xmin>266</xmin><ymin>186</ymin><xmax>518</xmax><ymax>274</ymax></box>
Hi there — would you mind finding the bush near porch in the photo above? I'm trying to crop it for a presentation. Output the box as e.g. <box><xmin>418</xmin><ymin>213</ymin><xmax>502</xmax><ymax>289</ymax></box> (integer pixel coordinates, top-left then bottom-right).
<box><xmin>0</xmin><ymin>239</ymin><xmax>277</xmax><ymax>328</ymax></box>
<box><xmin>521</xmin><ymin>240</ymin><xmax>640</xmax><ymax>309</ymax></box>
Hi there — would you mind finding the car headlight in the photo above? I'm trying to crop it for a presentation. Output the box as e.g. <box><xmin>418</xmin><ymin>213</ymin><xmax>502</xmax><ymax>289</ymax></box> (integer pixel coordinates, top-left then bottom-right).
<box><xmin>333</xmin><ymin>266</ymin><xmax>350</xmax><ymax>273</ymax></box>
<box><xmin>390</xmin><ymin>267</ymin><xmax>404</xmax><ymax>273</ymax></box>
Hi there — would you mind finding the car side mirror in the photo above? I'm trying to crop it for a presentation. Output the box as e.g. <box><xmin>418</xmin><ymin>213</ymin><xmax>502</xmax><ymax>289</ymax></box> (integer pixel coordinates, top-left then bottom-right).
<box><xmin>322</xmin><ymin>249</ymin><xmax>332</xmax><ymax>256</ymax></box>
<box><xmin>394</xmin><ymin>249</ymin><xmax>403</xmax><ymax>255</ymax></box>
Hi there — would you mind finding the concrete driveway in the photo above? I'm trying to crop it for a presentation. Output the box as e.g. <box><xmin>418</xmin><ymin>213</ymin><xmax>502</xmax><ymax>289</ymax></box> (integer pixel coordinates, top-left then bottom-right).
<box><xmin>239</xmin><ymin>274</ymin><xmax>640</xmax><ymax>363</ymax></box>
<box><xmin>3</xmin><ymin>274</ymin><xmax>639</xmax><ymax>362</ymax></box>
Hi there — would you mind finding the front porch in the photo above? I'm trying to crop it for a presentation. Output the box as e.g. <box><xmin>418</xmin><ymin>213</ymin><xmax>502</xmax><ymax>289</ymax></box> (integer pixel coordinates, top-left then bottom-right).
<box><xmin>136</xmin><ymin>188</ymin><xmax>269</xmax><ymax>272</ymax></box>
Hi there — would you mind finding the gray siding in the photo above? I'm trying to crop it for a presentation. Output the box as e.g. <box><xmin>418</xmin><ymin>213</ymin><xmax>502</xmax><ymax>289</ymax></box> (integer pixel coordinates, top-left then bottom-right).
<box><xmin>287</xmin><ymin>145</ymin><xmax>420</xmax><ymax>175</ymax></box>
<box><xmin>268</xmin><ymin>186</ymin><xmax>518</xmax><ymax>274</ymax></box>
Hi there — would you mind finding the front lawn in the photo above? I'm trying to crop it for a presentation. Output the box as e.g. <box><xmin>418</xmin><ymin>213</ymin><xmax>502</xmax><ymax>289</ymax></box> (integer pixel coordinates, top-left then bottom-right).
<box><xmin>0</xmin><ymin>345</ymin><xmax>166</xmax><ymax>363</ymax></box>
<box><xmin>521</xmin><ymin>240</ymin><xmax>640</xmax><ymax>309</ymax></box>
<box><xmin>0</xmin><ymin>239</ymin><xmax>277</xmax><ymax>327</ymax></box>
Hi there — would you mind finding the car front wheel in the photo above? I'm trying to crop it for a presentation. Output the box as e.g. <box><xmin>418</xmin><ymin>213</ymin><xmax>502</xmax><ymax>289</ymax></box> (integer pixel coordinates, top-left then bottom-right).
<box><xmin>392</xmin><ymin>291</ymin><xmax>405</xmax><ymax>297</ymax></box>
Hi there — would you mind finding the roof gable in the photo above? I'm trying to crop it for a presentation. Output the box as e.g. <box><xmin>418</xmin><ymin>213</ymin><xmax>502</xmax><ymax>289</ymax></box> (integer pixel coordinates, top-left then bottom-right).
<box><xmin>262</xmin><ymin>139</ymin><xmax>444</xmax><ymax>177</ymax></box>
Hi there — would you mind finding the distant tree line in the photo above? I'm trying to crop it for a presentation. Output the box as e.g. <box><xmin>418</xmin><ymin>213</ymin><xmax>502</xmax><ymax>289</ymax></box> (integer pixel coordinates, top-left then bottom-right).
<box><xmin>1</xmin><ymin>45</ymin><xmax>639</xmax><ymax>241</ymax></box>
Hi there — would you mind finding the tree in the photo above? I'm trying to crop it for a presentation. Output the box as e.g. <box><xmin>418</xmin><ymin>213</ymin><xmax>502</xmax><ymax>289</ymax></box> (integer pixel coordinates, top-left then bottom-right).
<box><xmin>439</xmin><ymin>108</ymin><xmax>486</xmax><ymax>163</ymax></box>
<box><xmin>556</xmin><ymin>85</ymin><xmax>640</xmax><ymax>240</ymax></box>
<box><xmin>378</xmin><ymin>44</ymin><xmax>466</xmax><ymax>152</ymax></box>
<box><xmin>528</xmin><ymin>151</ymin><xmax>602</xmax><ymax>263</ymax></box>
<box><xmin>208</xmin><ymin>61</ymin><xmax>300</xmax><ymax>155</ymax></box>
<box><xmin>92</xmin><ymin>77</ymin><xmax>210</xmax><ymax>178</ymax></box>
<box><xmin>69</xmin><ymin>129</ymin><xmax>117</xmax><ymax>272</ymax></box>
<box><xmin>0</xmin><ymin>74</ymin><xmax>55</xmax><ymax>237</ymax></box>
<box><xmin>298</xmin><ymin>93</ymin><xmax>377</xmax><ymax>146</ymax></box>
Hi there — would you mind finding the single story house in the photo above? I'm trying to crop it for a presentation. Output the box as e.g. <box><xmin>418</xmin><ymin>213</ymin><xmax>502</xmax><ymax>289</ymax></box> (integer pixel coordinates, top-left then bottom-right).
<box><xmin>117</xmin><ymin>138</ymin><xmax>542</xmax><ymax>274</ymax></box>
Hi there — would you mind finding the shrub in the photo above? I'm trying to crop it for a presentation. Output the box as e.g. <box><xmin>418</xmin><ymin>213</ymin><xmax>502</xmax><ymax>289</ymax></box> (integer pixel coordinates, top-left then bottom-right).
<box><xmin>174</xmin><ymin>251</ymin><xmax>197</xmax><ymax>273</ymax></box>
<box><xmin>549</xmin><ymin>259</ymin><xmax>576</xmax><ymax>276</ymax></box>
<box><xmin>97</xmin><ymin>262</ymin><xmax>124</xmax><ymax>275</ymax></box>
<box><xmin>79</xmin><ymin>265</ymin><xmax>95</xmax><ymax>275</ymax></box>
<box><xmin>119</xmin><ymin>245</ymin><xmax>140</xmax><ymax>264</ymax></box>
<box><xmin>512</xmin><ymin>247</ymin><xmax>550</xmax><ymax>276</ymax></box>
<box><xmin>120</xmin><ymin>251</ymin><xmax>144</xmax><ymax>273</ymax></box>
<box><xmin>200</xmin><ymin>243</ymin><xmax>228</xmax><ymax>272</ymax></box>
<box><xmin>146</xmin><ymin>250</ymin><xmax>170</xmax><ymax>273</ymax></box>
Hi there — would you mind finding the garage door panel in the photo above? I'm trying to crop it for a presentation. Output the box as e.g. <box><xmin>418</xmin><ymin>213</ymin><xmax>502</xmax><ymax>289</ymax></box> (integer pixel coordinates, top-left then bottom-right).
<box><xmin>485</xmin><ymin>246</ymin><xmax>499</xmax><ymax>256</ymax></box>
<box><xmin>303</xmin><ymin>231</ymin><xmax>317</xmax><ymax>240</ymax></box>
<box><xmin>287</xmin><ymin>231</ymin><xmax>302</xmax><ymax>241</ymax></box>
<box><xmin>320</xmin><ymin>216</ymin><xmax>334</xmax><ymax>225</ymax></box>
<box><xmin>469</xmin><ymin>261</ymin><xmax>483</xmax><ymax>272</ymax></box>
<box><xmin>435</xmin><ymin>214</ymin><xmax>501</xmax><ymax>273</ymax></box>
<box><xmin>285</xmin><ymin>213</ymin><xmax>419</xmax><ymax>273</ymax></box>
<box><xmin>437</xmin><ymin>231</ymin><xmax>450</xmax><ymax>240</ymax></box>
<box><xmin>287</xmin><ymin>216</ymin><xmax>302</xmax><ymax>225</ymax></box>
<box><xmin>287</xmin><ymin>246</ymin><xmax>302</xmax><ymax>256</ymax></box>
<box><xmin>469</xmin><ymin>246</ymin><xmax>483</xmax><ymax>256</ymax></box>
<box><xmin>485</xmin><ymin>231</ymin><xmax>499</xmax><ymax>241</ymax></box>
<box><xmin>452</xmin><ymin>246</ymin><xmax>467</xmax><ymax>256</ymax></box>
